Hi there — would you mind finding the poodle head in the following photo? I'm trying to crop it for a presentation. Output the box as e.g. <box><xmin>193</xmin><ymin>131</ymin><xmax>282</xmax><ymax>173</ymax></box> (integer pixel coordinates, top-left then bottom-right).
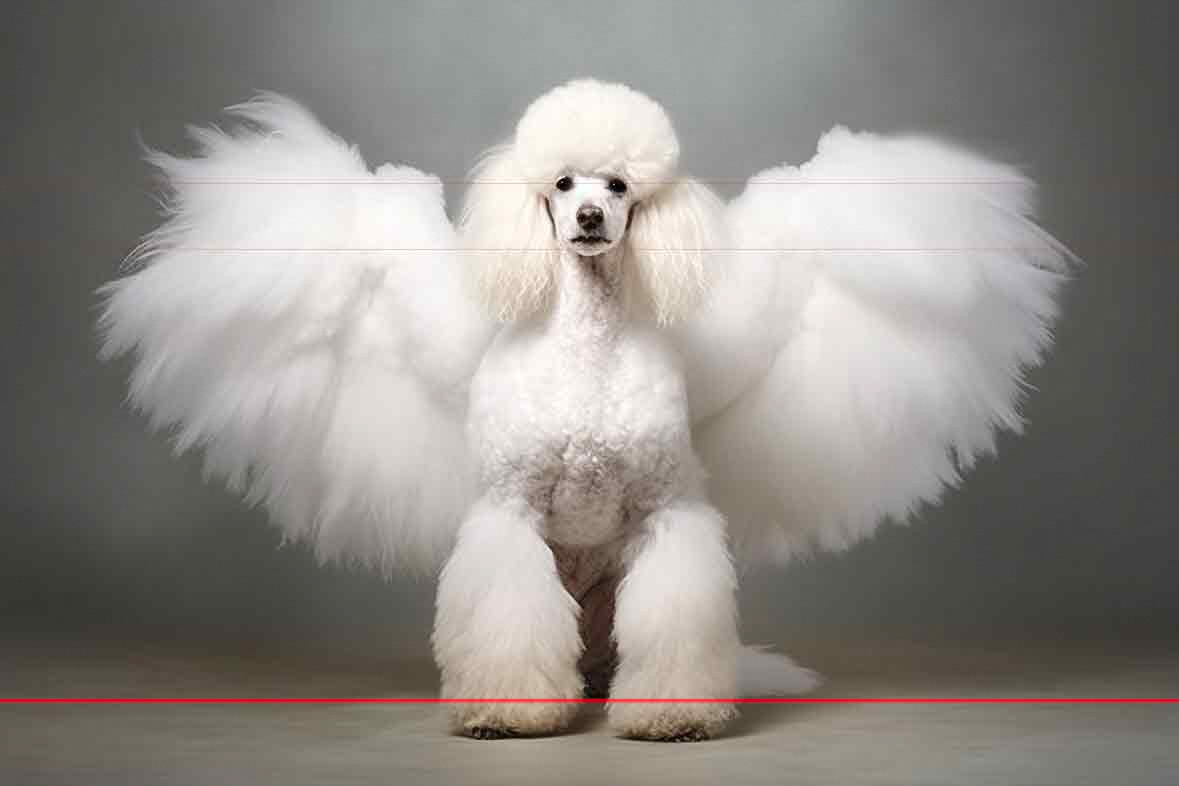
<box><xmin>461</xmin><ymin>79</ymin><xmax>723</xmax><ymax>325</ymax></box>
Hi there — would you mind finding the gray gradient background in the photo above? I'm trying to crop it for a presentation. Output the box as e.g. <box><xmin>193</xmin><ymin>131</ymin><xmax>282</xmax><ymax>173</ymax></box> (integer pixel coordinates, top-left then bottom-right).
<box><xmin>2</xmin><ymin>0</ymin><xmax>1176</xmax><ymax>658</ymax></box>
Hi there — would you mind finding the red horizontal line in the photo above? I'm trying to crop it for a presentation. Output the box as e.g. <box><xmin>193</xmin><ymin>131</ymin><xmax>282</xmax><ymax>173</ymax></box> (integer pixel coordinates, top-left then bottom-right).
<box><xmin>164</xmin><ymin>179</ymin><xmax>1027</xmax><ymax>186</ymax></box>
<box><xmin>3</xmin><ymin>698</ymin><xmax>1176</xmax><ymax>704</ymax></box>
<box><xmin>164</xmin><ymin>248</ymin><xmax>1044</xmax><ymax>254</ymax></box>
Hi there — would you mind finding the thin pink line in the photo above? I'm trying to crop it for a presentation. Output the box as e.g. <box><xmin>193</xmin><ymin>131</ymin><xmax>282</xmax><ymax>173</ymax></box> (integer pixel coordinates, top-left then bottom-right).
<box><xmin>3</xmin><ymin>698</ymin><xmax>1177</xmax><ymax>704</ymax></box>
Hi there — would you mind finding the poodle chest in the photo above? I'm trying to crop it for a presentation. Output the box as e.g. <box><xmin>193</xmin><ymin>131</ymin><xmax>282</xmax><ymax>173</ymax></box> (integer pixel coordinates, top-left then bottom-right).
<box><xmin>470</xmin><ymin>325</ymin><xmax>693</xmax><ymax>547</ymax></box>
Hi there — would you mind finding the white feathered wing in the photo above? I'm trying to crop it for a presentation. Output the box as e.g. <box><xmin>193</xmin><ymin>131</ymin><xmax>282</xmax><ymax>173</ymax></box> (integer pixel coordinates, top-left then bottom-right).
<box><xmin>100</xmin><ymin>96</ymin><xmax>492</xmax><ymax>575</ymax></box>
<box><xmin>679</xmin><ymin>127</ymin><xmax>1071</xmax><ymax>565</ymax></box>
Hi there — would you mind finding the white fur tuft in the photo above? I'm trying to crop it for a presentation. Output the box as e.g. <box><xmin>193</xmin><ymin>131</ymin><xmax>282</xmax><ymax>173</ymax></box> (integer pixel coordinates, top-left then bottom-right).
<box><xmin>100</xmin><ymin>94</ymin><xmax>491</xmax><ymax>575</ymax></box>
<box><xmin>460</xmin><ymin>145</ymin><xmax>558</xmax><ymax>321</ymax></box>
<box><xmin>684</xmin><ymin>127</ymin><xmax>1072</xmax><ymax>563</ymax></box>
<box><xmin>737</xmin><ymin>646</ymin><xmax>824</xmax><ymax>697</ymax></box>
<box><xmin>626</xmin><ymin>178</ymin><xmax>725</xmax><ymax>325</ymax></box>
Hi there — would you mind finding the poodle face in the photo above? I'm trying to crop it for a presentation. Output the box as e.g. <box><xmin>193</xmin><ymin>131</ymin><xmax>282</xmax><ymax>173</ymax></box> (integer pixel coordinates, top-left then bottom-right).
<box><xmin>461</xmin><ymin>79</ymin><xmax>717</xmax><ymax>324</ymax></box>
<box><xmin>547</xmin><ymin>172</ymin><xmax>635</xmax><ymax>257</ymax></box>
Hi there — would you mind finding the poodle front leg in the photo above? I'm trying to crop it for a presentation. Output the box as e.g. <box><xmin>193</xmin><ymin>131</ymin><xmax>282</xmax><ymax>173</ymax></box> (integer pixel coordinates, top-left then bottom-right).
<box><xmin>608</xmin><ymin>500</ymin><xmax>739</xmax><ymax>741</ymax></box>
<box><xmin>432</xmin><ymin>496</ymin><xmax>584</xmax><ymax>738</ymax></box>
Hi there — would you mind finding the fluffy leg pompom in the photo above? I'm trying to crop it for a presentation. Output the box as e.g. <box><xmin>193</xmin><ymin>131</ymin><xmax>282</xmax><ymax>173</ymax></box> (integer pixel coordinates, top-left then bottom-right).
<box><xmin>608</xmin><ymin>500</ymin><xmax>739</xmax><ymax>741</ymax></box>
<box><xmin>432</xmin><ymin>498</ymin><xmax>584</xmax><ymax>738</ymax></box>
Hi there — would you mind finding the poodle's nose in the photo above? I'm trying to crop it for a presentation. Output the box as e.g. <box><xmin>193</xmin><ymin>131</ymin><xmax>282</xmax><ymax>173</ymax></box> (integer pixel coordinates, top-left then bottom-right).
<box><xmin>576</xmin><ymin>205</ymin><xmax>604</xmax><ymax>231</ymax></box>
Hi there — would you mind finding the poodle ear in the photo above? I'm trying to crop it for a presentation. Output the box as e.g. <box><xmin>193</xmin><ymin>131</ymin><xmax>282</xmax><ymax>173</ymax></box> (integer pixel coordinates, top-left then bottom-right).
<box><xmin>625</xmin><ymin>178</ymin><xmax>725</xmax><ymax>325</ymax></box>
<box><xmin>459</xmin><ymin>145</ymin><xmax>558</xmax><ymax>321</ymax></box>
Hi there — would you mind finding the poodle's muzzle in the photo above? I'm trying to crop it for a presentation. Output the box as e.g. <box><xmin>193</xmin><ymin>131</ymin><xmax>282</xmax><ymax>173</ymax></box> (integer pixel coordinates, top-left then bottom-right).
<box><xmin>548</xmin><ymin>173</ymin><xmax>636</xmax><ymax>257</ymax></box>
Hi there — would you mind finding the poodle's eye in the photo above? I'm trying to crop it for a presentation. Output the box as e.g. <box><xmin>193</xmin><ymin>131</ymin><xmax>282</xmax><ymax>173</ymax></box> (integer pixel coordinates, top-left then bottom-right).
<box><xmin>607</xmin><ymin>178</ymin><xmax>628</xmax><ymax>195</ymax></box>
<box><xmin>555</xmin><ymin>176</ymin><xmax>573</xmax><ymax>192</ymax></box>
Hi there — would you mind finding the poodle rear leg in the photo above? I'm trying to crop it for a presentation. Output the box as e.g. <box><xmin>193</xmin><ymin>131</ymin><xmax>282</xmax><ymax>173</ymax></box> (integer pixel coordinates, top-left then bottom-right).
<box><xmin>432</xmin><ymin>496</ymin><xmax>584</xmax><ymax>738</ymax></box>
<box><xmin>607</xmin><ymin>500</ymin><xmax>739</xmax><ymax>741</ymax></box>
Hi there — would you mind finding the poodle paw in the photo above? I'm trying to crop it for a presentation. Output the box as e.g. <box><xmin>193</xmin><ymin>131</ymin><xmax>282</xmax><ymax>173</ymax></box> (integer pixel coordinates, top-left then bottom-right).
<box><xmin>608</xmin><ymin>701</ymin><xmax>736</xmax><ymax>741</ymax></box>
<box><xmin>439</xmin><ymin>652</ymin><xmax>584</xmax><ymax>738</ymax></box>
<box><xmin>448</xmin><ymin>698</ymin><xmax>580</xmax><ymax>739</ymax></box>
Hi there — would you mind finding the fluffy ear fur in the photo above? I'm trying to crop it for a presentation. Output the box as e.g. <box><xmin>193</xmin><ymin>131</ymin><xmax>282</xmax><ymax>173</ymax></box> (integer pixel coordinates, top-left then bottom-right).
<box><xmin>460</xmin><ymin>146</ymin><xmax>558</xmax><ymax>321</ymax></box>
<box><xmin>626</xmin><ymin>178</ymin><xmax>725</xmax><ymax>325</ymax></box>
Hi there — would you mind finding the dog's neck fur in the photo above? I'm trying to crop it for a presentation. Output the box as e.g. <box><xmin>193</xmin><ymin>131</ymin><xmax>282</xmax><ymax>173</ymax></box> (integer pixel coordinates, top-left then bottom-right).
<box><xmin>549</xmin><ymin>246</ymin><xmax>626</xmax><ymax>345</ymax></box>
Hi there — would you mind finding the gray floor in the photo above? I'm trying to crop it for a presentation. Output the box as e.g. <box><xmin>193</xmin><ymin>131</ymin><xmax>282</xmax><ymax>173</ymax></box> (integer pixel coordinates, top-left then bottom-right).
<box><xmin>3</xmin><ymin>638</ymin><xmax>1178</xmax><ymax>786</ymax></box>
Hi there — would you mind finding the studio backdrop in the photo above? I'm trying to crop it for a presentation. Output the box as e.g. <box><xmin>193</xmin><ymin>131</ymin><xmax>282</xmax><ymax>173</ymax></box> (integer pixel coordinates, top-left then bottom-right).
<box><xmin>2</xmin><ymin>0</ymin><xmax>1176</xmax><ymax>655</ymax></box>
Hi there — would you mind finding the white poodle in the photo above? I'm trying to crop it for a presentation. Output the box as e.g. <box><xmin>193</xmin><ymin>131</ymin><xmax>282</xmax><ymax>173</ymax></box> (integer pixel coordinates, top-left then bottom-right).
<box><xmin>100</xmin><ymin>79</ymin><xmax>1070</xmax><ymax>741</ymax></box>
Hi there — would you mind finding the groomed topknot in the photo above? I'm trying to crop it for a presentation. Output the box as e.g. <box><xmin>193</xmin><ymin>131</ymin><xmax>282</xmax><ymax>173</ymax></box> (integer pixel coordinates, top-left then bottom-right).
<box><xmin>513</xmin><ymin>79</ymin><xmax>679</xmax><ymax>201</ymax></box>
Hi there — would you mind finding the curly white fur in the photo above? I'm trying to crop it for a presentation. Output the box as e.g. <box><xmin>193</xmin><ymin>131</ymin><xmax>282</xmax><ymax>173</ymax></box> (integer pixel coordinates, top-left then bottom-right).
<box><xmin>99</xmin><ymin>78</ymin><xmax>1070</xmax><ymax>741</ymax></box>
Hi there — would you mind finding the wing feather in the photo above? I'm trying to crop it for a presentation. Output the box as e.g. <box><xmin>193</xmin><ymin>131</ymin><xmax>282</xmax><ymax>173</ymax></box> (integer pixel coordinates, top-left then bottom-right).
<box><xmin>686</xmin><ymin>127</ymin><xmax>1071</xmax><ymax>564</ymax></box>
<box><xmin>99</xmin><ymin>95</ymin><xmax>491</xmax><ymax>575</ymax></box>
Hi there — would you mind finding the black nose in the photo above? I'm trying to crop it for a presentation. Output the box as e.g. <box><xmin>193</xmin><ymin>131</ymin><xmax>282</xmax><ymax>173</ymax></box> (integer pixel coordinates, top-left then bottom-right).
<box><xmin>576</xmin><ymin>205</ymin><xmax>604</xmax><ymax>231</ymax></box>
